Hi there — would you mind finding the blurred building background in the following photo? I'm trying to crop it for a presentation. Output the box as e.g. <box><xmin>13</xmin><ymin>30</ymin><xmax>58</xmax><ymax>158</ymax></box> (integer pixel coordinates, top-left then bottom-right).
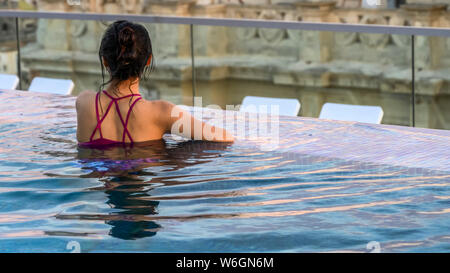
<box><xmin>1</xmin><ymin>0</ymin><xmax>450</xmax><ymax>129</ymax></box>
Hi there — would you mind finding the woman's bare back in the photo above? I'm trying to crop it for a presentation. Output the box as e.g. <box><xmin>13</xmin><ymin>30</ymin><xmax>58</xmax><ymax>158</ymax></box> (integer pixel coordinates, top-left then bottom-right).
<box><xmin>76</xmin><ymin>89</ymin><xmax>234</xmax><ymax>145</ymax></box>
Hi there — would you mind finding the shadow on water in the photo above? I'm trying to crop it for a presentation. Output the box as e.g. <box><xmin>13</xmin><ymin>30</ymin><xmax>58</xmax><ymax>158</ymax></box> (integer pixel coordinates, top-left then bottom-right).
<box><xmin>75</xmin><ymin>139</ymin><xmax>232</xmax><ymax>240</ymax></box>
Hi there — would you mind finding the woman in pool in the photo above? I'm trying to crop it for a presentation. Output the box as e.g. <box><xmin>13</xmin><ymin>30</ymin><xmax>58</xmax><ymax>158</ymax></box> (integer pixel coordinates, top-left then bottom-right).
<box><xmin>76</xmin><ymin>20</ymin><xmax>233</xmax><ymax>147</ymax></box>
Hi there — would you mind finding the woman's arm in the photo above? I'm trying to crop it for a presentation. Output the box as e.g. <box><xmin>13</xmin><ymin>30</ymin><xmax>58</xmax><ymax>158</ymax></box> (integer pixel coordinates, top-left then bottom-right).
<box><xmin>157</xmin><ymin>100</ymin><xmax>234</xmax><ymax>142</ymax></box>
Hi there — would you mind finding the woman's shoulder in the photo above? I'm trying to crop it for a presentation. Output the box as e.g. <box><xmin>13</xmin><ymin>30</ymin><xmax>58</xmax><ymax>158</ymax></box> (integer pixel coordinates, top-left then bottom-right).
<box><xmin>141</xmin><ymin>99</ymin><xmax>176</xmax><ymax>112</ymax></box>
<box><xmin>75</xmin><ymin>90</ymin><xmax>96</xmax><ymax>110</ymax></box>
<box><xmin>77</xmin><ymin>90</ymin><xmax>97</xmax><ymax>98</ymax></box>
<box><xmin>138</xmin><ymin>100</ymin><xmax>178</xmax><ymax>126</ymax></box>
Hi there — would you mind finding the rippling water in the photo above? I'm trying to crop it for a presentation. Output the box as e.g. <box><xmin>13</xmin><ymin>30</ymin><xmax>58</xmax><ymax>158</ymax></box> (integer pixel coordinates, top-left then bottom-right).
<box><xmin>0</xmin><ymin>90</ymin><xmax>449</xmax><ymax>253</ymax></box>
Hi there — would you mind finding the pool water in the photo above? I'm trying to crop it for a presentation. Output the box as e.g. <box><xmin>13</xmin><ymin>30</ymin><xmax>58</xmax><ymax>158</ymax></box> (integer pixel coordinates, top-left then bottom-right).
<box><xmin>0</xmin><ymin>90</ymin><xmax>450</xmax><ymax>253</ymax></box>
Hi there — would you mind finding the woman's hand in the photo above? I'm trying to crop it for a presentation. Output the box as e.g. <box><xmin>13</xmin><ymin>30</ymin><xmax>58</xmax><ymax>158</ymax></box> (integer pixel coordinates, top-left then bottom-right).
<box><xmin>159</xmin><ymin>101</ymin><xmax>234</xmax><ymax>143</ymax></box>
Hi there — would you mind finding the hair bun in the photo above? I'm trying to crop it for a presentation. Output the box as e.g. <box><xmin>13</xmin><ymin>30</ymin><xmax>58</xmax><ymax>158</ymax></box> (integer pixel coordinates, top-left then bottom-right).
<box><xmin>118</xmin><ymin>26</ymin><xmax>135</xmax><ymax>47</ymax></box>
<box><xmin>117</xmin><ymin>26</ymin><xmax>136</xmax><ymax>64</ymax></box>
<box><xmin>99</xmin><ymin>20</ymin><xmax>153</xmax><ymax>83</ymax></box>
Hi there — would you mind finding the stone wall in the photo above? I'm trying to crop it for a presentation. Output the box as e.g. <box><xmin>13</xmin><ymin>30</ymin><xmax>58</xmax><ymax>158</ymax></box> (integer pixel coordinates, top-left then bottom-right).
<box><xmin>0</xmin><ymin>0</ymin><xmax>36</xmax><ymax>74</ymax></box>
<box><xmin>14</xmin><ymin>0</ymin><xmax>450</xmax><ymax>129</ymax></box>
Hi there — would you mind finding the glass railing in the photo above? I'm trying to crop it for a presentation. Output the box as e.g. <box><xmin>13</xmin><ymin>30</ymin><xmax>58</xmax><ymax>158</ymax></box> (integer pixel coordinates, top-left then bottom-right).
<box><xmin>1</xmin><ymin>10</ymin><xmax>449</xmax><ymax>130</ymax></box>
<box><xmin>414</xmin><ymin>34</ymin><xmax>450</xmax><ymax>130</ymax></box>
<box><xmin>193</xmin><ymin>24</ymin><xmax>414</xmax><ymax>128</ymax></box>
<box><xmin>13</xmin><ymin>17</ymin><xmax>194</xmax><ymax>106</ymax></box>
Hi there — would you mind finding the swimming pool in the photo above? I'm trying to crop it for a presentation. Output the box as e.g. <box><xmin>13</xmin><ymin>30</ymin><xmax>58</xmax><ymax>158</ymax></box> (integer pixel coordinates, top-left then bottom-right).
<box><xmin>0</xmin><ymin>90</ymin><xmax>449</xmax><ymax>253</ymax></box>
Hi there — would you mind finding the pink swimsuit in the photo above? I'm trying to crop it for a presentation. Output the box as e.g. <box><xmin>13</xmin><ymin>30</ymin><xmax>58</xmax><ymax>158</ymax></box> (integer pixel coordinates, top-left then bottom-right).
<box><xmin>78</xmin><ymin>90</ymin><xmax>142</xmax><ymax>147</ymax></box>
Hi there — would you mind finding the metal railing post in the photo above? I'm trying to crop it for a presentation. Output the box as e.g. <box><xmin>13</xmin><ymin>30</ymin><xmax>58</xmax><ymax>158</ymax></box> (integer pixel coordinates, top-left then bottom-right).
<box><xmin>411</xmin><ymin>35</ymin><xmax>415</xmax><ymax>127</ymax></box>
<box><xmin>190</xmin><ymin>24</ymin><xmax>196</xmax><ymax>106</ymax></box>
<box><xmin>15</xmin><ymin>17</ymin><xmax>22</xmax><ymax>90</ymax></box>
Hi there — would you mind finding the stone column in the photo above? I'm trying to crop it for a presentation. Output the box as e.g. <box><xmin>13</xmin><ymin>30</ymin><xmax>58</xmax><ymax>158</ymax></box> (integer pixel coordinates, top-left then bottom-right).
<box><xmin>143</xmin><ymin>1</ymin><xmax>198</xmax><ymax>105</ymax></box>
<box><xmin>401</xmin><ymin>3</ymin><xmax>447</xmax><ymax>128</ymax></box>
<box><xmin>295</xmin><ymin>1</ymin><xmax>336</xmax><ymax>63</ymax></box>
<box><xmin>34</xmin><ymin>0</ymin><xmax>71</xmax><ymax>51</ymax></box>
<box><xmin>401</xmin><ymin>3</ymin><xmax>447</xmax><ymax>69</ymax></box>
<box><xmin>145</xmin><ymin>0</ymin><xmax>196</xmax><ymax>16</ymax></box>
<box><xmin>145</xmin><ymin>0</ymin><xmax>196</xmax><ymax>58</ymax></box>
<box><xmin>192</xmin><ymin>2</ymin><xmax>229</xmax><ymax>95</ymax></box>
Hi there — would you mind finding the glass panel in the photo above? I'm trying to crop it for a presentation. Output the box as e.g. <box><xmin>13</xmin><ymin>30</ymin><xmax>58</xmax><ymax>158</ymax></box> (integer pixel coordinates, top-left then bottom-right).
<box><xmin>192</xmin><ymin>24</ymin><xmax>302</xmax><ymax>110</ymax></box>
<box><xmin>193</xmin><ymin>24</ymin><xmax>412</xmax><ymax>126</ymax></box>
<box><xmin>0</xmin><ymin>17</ymin><xmax>23</xmax><ymax>89</ymax></box>
<box><xmin>320</xmin><ymin>30</ymin><xmax>412</xmax><ymax>127</ymax></box>
<box><xmin>17</xmin><ymin>18</ymin><xmax>193</xmax><ymax>105</ymax></box>
<box><xmin>414</xmin><ymin>35</ymin><xmax>450</xmax><ymax>130</ymax></box>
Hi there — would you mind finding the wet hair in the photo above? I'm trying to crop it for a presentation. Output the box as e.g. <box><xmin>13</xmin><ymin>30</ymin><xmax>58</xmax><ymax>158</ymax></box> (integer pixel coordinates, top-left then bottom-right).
<box><xmin>98</xmin><ymin>20</ymin><xmax>154</xmax><ymax>97</ymax></box>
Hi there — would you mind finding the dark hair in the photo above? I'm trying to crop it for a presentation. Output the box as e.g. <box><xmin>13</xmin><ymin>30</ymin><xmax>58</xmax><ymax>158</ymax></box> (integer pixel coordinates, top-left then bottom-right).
<box><xmin>99</xmin><ymin>20</ymin><xmax>154</xmax><ymax>94</ymax></box>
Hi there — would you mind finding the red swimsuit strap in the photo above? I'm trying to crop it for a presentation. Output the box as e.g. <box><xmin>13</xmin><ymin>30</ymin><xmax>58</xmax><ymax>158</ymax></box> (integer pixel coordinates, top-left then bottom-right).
<box><xmin>89</xmin><ymin>92</ymin><xmax>115</xmax><ymax>141</ymax></box>
<box><xmin>122</xmin><ymin>96</ymin><xmax>142</xmax><ymax>142</ymax></box>
<box><xmin>89</xmin><ymin>90</ymin><xmax>142</xmax><ymax>143</ymax></box>
<box><xmin>102</xmin><ymin>90</ymin><xmax>141</xmax><ymax>101</ymax></box>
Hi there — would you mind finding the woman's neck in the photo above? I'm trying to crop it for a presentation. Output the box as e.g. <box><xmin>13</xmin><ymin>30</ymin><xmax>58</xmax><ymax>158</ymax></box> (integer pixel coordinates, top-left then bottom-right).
<box><xmin>105</xmin><ymin>78</ymin><xmax>140</xmax><ymax>97</ymax></box>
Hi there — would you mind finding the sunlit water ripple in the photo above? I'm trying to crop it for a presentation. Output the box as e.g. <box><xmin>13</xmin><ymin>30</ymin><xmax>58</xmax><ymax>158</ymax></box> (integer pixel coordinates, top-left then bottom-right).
<box><xmin>0</xmin><ymin>90</ymin><xmax>449</xmax><ymax>253</ymax></box>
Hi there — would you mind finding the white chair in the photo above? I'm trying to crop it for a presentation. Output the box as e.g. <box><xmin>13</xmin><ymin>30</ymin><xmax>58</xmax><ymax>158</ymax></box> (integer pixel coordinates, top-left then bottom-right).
<box><xmin>0</xmin><ymin>74</ymin><xmax>19</xmax><ymax>90</ymax></box>
<box><xmin>319</xmin><ymin>103</ymin><xmax>384</xmax><ymax>124</ymax></box>
<box><xmin>28</xmin><ymin>77</ymin><xmax>74</xmax><ymax>95</ymax></box>
<box><xmin>240</xmin><ymin>96</ymin><xmax>301</xmax><ymax>116</ymax></box>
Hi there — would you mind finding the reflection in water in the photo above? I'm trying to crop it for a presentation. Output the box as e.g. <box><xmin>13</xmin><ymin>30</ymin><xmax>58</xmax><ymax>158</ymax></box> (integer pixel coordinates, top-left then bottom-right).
<box><xmin>76</xmin><ymin>139</ymin><xmax>232</xmax><ymax>240</ymax></box>
<box><xmin>105</xmin><ymin>178</ymin><xmax>160</xmax><ymax>240</ymax></box>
